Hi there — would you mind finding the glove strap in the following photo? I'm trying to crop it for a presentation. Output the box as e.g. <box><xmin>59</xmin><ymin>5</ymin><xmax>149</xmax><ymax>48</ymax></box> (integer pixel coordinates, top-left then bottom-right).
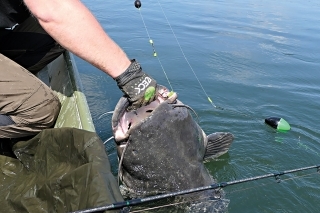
<box><xmin>114</xmin><ymin>59</ymin><xmax>141</xmax><ymax>86</ymax></box>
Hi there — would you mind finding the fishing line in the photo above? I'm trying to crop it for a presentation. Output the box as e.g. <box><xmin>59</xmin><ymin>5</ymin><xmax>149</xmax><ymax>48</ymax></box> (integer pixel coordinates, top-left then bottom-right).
<box><xmin>129</xmin><ymin>199</ymin><xmax>189</xmax><ymax>213</ymax></box>
<box><xmin>172</xmin><ymin>103</ymin><xmax>200</xmax><ymax>123</ymax></box>
<box><xmin>103</xmin><ymin>136</ymin><xmax>114</xmax><ymax>144</ymax></box>
<box><xmin>134</xmin><ymin>0</ymin><xmax>268</xmax><ymax>122</ymax></box>
<box><xmin>153</xmin><ymin>0</ymin><xmax>277</xmax><ymax>126</ymax></box>
<box><xmin>155</xmin><ymin>0</ymin><xmax>219</xmax><ymax>110</ymax></box>
<box><xmin>129</xmin><ymin>195</ymin><xmax>225</xmax><ymax>213</ymax></box>
<box><xmin>297</xmin><ymin>135</ymin><xmax>320</xmax><ymax>157</ymax></box>
<box><xmin>134</xmin><ymin>2</ymin><xmax>286</xmax><ymax>132</ymax></box>
<box><xmin>98</xmin><ymin>111</ymin><xmax>114</xmax><ymax>120</ymax></box>
<box><xmin>135</xmin><ymin>4</ymin><xmax>174</xmax><ymax>92</ymax></box>
<box><xmin>134</xmin><ymin>1</ymin><xmax>320</xmax><ymax>159</ymax></box>
<box><xmin>135</xmin><ymin>0</ymin><xmax>218</xmax><ymax>109</ymax></box>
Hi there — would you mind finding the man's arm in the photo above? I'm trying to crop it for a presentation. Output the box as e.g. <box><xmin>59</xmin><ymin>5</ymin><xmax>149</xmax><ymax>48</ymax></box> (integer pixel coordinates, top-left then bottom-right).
<box><xmin>23</xmin><ymin>0</ymin><xmax>131</xmax><ymax>78</ymax></box>
<box><xmin>24</xmin><ymin>0</ymin><xmax>160</xmax><ymax>109</ymax></box>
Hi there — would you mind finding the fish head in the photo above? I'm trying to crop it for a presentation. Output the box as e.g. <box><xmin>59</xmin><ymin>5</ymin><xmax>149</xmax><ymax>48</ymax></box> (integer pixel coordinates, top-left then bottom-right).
<box><xmin>112</xmin><ymin>85</ymin><xmax>178</xmax><ymax>144</ymax></box>
<box><xmin>112</xmin><ymin>85</ymin><xmax>211</xmax><ymax>190</ymax></box>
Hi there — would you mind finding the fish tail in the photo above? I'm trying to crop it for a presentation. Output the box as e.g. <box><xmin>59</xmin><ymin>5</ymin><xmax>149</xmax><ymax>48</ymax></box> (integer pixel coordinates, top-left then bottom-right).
<box><xmin>204</xmin><ymin>132</ymin><xmax>234</xmax><ymax>161</ymax></box>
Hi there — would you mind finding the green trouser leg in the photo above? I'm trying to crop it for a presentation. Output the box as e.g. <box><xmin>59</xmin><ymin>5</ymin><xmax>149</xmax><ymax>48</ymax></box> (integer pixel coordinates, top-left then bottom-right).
<box><xmin>0</xmin><ymin>54</ymin><xmax>61</xmax><ymax>138</ymax></box>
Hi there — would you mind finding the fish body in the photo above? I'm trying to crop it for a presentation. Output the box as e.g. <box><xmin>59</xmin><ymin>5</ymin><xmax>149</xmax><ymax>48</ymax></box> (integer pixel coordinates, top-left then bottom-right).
<box><xmin>112</xmin><ymin>87</ymin><xmax>233</xmax><ymax>211</ymax></box>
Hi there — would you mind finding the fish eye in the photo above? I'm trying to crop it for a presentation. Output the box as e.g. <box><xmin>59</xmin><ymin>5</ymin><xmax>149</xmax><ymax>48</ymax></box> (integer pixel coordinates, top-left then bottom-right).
<box><xmin>146</xmin><ymin>110</ymin><xmax>153</xmax><ymax>113</ymax></box>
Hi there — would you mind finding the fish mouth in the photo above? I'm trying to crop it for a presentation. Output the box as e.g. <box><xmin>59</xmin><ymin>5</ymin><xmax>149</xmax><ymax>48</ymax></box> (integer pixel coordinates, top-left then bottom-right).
<box><xmin>112</xmin><ymin>86</ymin><xmax>177</xmax><ymax>142</ymax></box>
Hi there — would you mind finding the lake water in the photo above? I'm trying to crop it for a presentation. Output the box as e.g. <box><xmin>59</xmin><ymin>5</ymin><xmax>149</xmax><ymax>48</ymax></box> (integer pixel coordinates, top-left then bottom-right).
<box><xmin>75</xmin><ymin>0</ymin><xmax>320</xmax><ymax>212</ymax></box>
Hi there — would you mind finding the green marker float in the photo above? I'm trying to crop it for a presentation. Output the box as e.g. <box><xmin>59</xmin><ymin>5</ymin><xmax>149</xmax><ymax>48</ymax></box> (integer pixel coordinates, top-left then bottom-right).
<box><xmin>265</xmin><ymin>117</ymin><xmax>291</xmax><ymax>131</ymax></box>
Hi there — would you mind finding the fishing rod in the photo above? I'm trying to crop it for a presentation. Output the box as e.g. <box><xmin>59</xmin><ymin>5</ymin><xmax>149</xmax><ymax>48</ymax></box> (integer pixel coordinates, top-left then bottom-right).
<box><xmin>69</xmin><ymin>164</ymin><xmax>320</xmax><ymax>213</ymax></box>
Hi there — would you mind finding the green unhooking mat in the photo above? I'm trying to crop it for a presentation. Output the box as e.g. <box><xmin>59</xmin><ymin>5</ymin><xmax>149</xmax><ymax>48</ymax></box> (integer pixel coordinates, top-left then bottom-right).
<box><xmin>0</xmin><ymin>128</ymin><xmax>123</xmax><ymax>213</ymax></box>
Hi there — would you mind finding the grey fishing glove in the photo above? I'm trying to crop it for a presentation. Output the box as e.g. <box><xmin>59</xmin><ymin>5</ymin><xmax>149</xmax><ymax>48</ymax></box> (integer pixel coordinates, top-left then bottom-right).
<box><xmin>115</xmin><ymin>59</ymin><xmax>157</xmax><ymax>110</ymax></box>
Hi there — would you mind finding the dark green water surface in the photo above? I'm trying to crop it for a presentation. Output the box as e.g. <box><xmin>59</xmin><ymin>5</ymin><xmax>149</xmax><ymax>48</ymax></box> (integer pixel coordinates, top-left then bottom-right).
<box><xmin>76</xmin><ymin>0</ymin><xmax>320</xmax><ymax>212</ymax></box>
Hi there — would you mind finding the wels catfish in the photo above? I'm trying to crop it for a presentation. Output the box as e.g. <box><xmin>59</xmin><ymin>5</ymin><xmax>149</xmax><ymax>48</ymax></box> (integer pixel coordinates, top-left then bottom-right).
<box><xmin>112</xmin><ymin>86</ymin><xmax>233</xmax><ymax>212</ymax></box>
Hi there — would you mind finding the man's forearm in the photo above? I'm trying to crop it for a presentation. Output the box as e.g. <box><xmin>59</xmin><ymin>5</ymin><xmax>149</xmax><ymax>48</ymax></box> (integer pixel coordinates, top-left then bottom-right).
<box><xmin>23</xmin><ymin>0</ymin><xmax>131</xmax><ymax>78</ymax></box>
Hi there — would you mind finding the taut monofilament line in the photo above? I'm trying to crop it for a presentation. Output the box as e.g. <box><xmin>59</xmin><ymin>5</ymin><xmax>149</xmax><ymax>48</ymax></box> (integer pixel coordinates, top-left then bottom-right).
<box><xmin>134</xmin><ymin>0</ymin><xmax>174</xmax><ymax>92</ymax></box>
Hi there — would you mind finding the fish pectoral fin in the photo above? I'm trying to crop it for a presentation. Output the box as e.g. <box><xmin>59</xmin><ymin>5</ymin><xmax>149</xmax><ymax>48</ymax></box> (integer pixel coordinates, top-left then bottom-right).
<box><xmin>204</xmin><ymin>132</ymin><xmax>234</xmax><ymax>161</ymax></box>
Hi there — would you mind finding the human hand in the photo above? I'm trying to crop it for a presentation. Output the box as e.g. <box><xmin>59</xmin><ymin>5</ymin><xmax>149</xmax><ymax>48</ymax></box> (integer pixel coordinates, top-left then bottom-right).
<box><xmin>115</xmin><ymin>59</ymin><xmax>157</xmax><ymax>110</ymax></box>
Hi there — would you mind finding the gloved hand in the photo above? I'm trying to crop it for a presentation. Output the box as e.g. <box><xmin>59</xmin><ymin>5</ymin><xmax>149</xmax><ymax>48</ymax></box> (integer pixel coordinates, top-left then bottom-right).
<box><xmin>115</xmin><ymin>59</ymin><xmax>157</xmax><ymax>110</ymax></box>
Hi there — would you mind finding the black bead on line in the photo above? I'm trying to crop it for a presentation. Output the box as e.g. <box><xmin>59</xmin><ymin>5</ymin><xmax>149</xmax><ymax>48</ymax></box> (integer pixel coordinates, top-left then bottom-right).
<box><xmin>134</xmin><ymin>0</ymin><xmax>141</xmax><ymax>8</ymax></box>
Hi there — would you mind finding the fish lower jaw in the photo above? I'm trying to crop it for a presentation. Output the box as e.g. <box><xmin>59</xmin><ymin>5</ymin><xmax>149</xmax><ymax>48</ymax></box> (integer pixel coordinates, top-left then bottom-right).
<box><xmin>113</xmin><ymin>128</ymin><xmax>128</xmax><ymax>142</ymax></box>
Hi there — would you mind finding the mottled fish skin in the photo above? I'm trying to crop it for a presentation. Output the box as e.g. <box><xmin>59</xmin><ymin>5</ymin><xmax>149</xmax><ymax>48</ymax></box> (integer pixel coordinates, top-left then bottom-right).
<box><xmin>111</xmin><ymin>87</ymin><xmax>233</xmax><ymax>212</ymax></box>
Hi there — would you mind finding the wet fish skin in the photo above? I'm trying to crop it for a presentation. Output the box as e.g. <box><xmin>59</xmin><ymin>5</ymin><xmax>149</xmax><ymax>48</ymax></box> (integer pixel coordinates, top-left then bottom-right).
<box><xmin>112</xmin><ymin>89</ymin><xmax>233</xmax><ymax>212</ymax></box>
